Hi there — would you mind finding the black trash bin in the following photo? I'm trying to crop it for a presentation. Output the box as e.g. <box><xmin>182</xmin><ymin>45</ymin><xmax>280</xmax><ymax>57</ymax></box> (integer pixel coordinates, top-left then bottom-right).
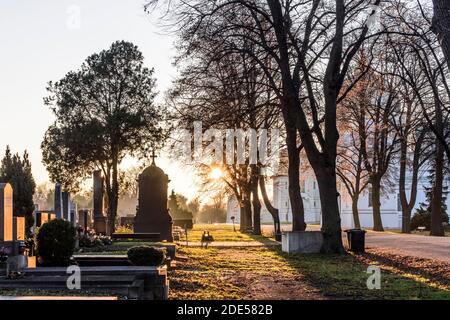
<box><xmin>345</xmin><ymin>229</ymin><xmax>367</xmax><ymax>253</ymax></box>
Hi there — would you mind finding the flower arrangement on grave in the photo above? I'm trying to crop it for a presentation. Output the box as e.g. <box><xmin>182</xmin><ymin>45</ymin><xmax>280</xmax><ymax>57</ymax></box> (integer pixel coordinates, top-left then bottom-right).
<box><xmin>78</xmin><ymin>229</ymin><xmax>112</xmax><ymax>248</ymax></box>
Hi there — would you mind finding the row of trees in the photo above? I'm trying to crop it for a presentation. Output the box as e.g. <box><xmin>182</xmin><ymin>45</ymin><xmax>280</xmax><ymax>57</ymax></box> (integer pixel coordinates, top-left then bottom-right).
<box><xmin>146</xmin><ymin>0</ymin><xmax>450</xmax><ymax>250</ymax></box>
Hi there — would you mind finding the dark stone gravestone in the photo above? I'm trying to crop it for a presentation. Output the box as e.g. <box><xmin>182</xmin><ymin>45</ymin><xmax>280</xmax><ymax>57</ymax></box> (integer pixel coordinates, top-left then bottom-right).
<box><xmin>134</xmin><ymin>160</ymin><xmax>173</xmax><ymax>242</ymax></box>
<box><xmin>54</xmin><ymin>183</ymin><xmax>62</xmax><ymax>219</ymax></box>
<box><xmin>34</xmin><ymin>211</ymin><xmax>42</xmax><ymax>228</ymax></box>
<box><xmin>62</xmin><ymin>191</ymin><xmax>70</xmax><ymax>221</ymax></box>
<box><xmin>78</xmin><ymin>210</ymin><xmax>90</xmax><ymax>231</ymax></box>
<box><xmin>93</xmin><ymin>170</ymin><xmax>107</xmax><ymax>234</ymax></box>
<box><xmin>70</xmin><ymin>201</ymin><xmax>77</xmax><ymax>226</ymax></box>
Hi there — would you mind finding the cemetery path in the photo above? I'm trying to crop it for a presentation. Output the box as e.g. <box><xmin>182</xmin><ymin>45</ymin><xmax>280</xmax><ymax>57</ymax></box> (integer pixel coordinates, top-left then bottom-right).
<box><xmin>170</xmin><ymin>247</ymin><xmax>325</xmax><ymax>300</ymax></box>
<box><xmin>364</xmin><ymin>232</ymin><xmax>450</xmax><ymax>263</ymax></box>
<box><xmin>262</xmin><ymin>225</ymin><xmax>450</xmax><ymax>262</ymax></box>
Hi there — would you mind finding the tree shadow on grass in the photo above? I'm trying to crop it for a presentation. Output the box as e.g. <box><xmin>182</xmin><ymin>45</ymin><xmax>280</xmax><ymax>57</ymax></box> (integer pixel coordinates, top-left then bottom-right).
<box><xmin>271</xmin><ymin>248</ymin><xmax>450</xmax><ymax>300</ymax></box>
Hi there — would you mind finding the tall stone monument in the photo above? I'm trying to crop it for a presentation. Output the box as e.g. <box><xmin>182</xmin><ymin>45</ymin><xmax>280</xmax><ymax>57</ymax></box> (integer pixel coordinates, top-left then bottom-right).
<box><xmin>134</xmin><ymin>153</ymin><xmax>173</xmax><ymax>241</ymax></box>
<box><xmin>0</xmin><ymin>183</ymin><xmax>13</xmax><ymax>243</ymax></box>
<box><xmin>93</xmin><ymin>170</ymin><xmax>107</xmax><ymax>234</ymax></box>
<box><xmin>54</xmin><ymin>183</ymin><xmax>62</xmax><ymax>219</ymax></box>
<box><xmin>70</xmin><ymin>201</ymin><xmax>77</xmax><ymax>226</ymax></box>
<box><xmin>62</xmin><ymin>191</ymin><xmax>70</xmax><ymax>221</ymax></box>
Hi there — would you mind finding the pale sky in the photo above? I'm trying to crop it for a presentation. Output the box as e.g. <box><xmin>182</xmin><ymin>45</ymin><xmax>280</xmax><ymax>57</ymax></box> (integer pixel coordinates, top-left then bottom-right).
<box><xmin>0</xmin><ymin>0</ymin><xmax>199</xmax><ymax>200</ymax></box>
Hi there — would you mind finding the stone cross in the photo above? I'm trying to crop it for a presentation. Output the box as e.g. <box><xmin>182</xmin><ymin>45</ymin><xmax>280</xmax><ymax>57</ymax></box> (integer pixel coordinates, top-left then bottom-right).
<box><xmin>151</xmin><ymin>150</ymin><xmax>157</xmax><ymax>166</ymax></box>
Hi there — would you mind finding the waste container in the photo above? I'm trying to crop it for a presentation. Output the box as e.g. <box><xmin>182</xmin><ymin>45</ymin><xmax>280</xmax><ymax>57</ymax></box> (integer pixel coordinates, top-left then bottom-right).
<box><xmin>345</xmin><ymin>229</ymin><xmax>367</xmax><ymax>253</ymax></box>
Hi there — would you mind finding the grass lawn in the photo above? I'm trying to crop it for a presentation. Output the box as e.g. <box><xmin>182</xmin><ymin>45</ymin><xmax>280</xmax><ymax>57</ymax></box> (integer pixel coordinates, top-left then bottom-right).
<box><xmin>182</xmin><ymin>224</ymin><xmax>275</xmax><ymax>243</ymax></box>
<box><xmin>171</xmin><ymin>246</ymin><xmax>450</xmax><ymax>300</ymax></box>
<box><xmin>169</xmin><ymin>225</ymin><xmax>450</xmax><ymax>300</ymax></box>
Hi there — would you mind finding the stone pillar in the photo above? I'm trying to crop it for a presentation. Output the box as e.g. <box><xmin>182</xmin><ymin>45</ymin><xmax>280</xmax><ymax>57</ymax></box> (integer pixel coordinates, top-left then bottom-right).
<box><xmin>93</xmin><ymin>170</ymin><xmax>106</xmax><ymax>234</ymax></box>
<box><xmin>0</xmin><ymin>183</ymin><xmax>13</xmax><ymax>242</ymax></box>
<box><xmin>54</xmin><ymin>183</ymin><xmax>63</xmax><ymax>219</ymax></box>
<box><xmin>78</xmin><ymin>210</ymin><xmax>88</xmax><ymax>231</ymax></box>
<box><xmin>70</xmin><ymin>201</ymin><xmax>77</xmax><ymax>226</ymax></box>
<box><xmin>32</xmin><ymin>204</ymin><xmax>38</xmax><ymax>231</ymax></box>
<box><xmin>62</xmin><ymin>191</ymin><xmax>70</xmax><ymax>221</ymax></box>
<box><xmin>35</xmin><ymin>212</ymin><xmax>42</xmax><ymax>228</ymax></box>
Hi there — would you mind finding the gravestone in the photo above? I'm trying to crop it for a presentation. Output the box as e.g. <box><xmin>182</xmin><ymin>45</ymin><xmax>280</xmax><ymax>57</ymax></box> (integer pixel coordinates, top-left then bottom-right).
<box><xmin>70</xmin><ymin>201</ymin><xmax>77</xmax><ymax>226</ymax></box>
<box><xmin>0</xmin><ymin>183</ymin><xmax>13</xmax><ymax>243</ymax></box>
<box><xmin>93</xmin><ymin>170</ymin><xmax>107</xmax><ymax>234</ymax></box>
<box><xmin>54</xmin><ymin>183</ymin><xmax>63</xmax><ymax>219</ymax></box>
<box><xmin>78</xmin><ymin>210</ymin><xmax>90</xmax><ymax>231</ymax></box>
<box><xmin>13</xmin><ymin>216</ymin><xmax>25</xmax><ymax>241</ymax></box>
<box><xmin>134</xmin><ymin>156</ymin><xmax>173</xmax><ymax>242</ymax></box>
<box><xmin>62</xmin><ymin>191</ymin><xmax>70</xmax><ymax>221</ymax></box>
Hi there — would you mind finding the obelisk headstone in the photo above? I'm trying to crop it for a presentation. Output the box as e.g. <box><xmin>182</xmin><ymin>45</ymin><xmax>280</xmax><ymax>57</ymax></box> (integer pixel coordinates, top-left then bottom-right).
<box><xmin>62</xmin><ymin>191</ymin><xmax>70</xmax><ymax>221</ymax></box>
<box><xmin>93</xmin><ymin>170</ymin><xmax>106</xmax><ymax>234</ymax></box>
<box><xmin>0</xmin><ymin>183</ymin><xmax>13</xmax><ymax>243</ymax></box>
<box><xmin>70</xmin><ymin>201</ymin><xmax>77</xmax><ymax>226</ymax></box>
<box><xmin>54</xmin><ymin>183</ymin><xmax>63</xmax><ymax>219</ymax></box>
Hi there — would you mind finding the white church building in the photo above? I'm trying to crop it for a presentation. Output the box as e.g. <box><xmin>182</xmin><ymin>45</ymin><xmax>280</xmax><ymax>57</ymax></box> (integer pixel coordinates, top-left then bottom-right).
<box><xmin>226</xmin><ymin>168</ymin><xmax>450</xmax><ymax>229</ymax></box>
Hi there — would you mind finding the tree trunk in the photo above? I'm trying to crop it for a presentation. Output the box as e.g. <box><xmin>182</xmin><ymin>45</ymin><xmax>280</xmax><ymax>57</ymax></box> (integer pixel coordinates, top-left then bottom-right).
<box><xmin>259</xmin><ymin>175</ymin><xmax>282</xmax><ymax>239</ymax></box>
<box><xmin>432</xmin><ymin>0</ymin><xmax>450</xmax><ymax>71</ymax></box>
<box><xmin>286</xmin><ymin>126</ymin><xmax>306</xmax><ymax>231</ymax></box>
<box><xmin>250</xmin><ymin>165</ymin><xmax>261</xmax><ymax>235</ymax></box>
<box><xmin>316</xmin><ymin>166</ymin><xmax>345</xmax><ymax>254</ymax></box>
<box><xmin>399</xmin><ymin>133</ymin><xmax>410</xmax><ymax>233</ymax></box>
<box><xmin>399</xmin><ymin>131</ymin><xmax>424</xmax><ymax>233</ymax></box>
<box><xmin>106</xmin><ymin>159</ymin><xmax>119</xmax><ymax>236</ymax></box>
<box><xmin>239</xmin><ymin>204</ymin><xmax>246</xmax><ymax>231</ymax></box>
<box><xmin>351</xmin><ymin>196</ymin><xmax>361</xmax><ymax>229</ymax></box>
<box><xmin>371</xmin><ymin>177</ymin><xmax>384</xmax><ymax>232</ymax></box>
<box><xmin>431</xmin><ymin>136</ymin><xmax>445</xmax><ymax>236</ymax></box>
<box><xmin>240</xmin><ymin>191</ymin><xmax>253</xmax><ymax>232</ymax></box>
<box><xmin>251</xmin><ymin>186</ymin><xmax>262</xmax><ymax>236</ymax></box>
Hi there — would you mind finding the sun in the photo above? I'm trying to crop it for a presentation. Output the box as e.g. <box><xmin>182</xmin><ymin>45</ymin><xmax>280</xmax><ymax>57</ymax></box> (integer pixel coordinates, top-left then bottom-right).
<box><xmin>210</xmin><ymin>167</ymin><xmax>223</xmax><ymax>180</ymax></box>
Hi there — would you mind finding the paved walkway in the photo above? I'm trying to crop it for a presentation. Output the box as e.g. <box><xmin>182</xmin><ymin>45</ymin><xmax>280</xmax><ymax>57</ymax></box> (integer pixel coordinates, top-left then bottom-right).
<box><xmin>365</xmin><ymin>231</ymin><xmax>450</xmax><ymax>263</ymax></box>
<box><xmin>262</xmin><ymin>225</ymin><xmax>450</xmax><ymax>262</ymax></box>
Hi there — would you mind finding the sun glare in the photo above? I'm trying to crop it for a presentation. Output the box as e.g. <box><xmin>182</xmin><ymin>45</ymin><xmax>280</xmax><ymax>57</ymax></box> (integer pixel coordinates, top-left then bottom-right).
<box><xmin>210</xmin><ymin>168</ymin><xmax>223</xmax><ymax>180</ymax></box>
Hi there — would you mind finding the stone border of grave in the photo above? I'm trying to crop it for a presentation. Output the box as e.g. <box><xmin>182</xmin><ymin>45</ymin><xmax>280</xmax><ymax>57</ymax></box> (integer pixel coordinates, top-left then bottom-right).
<box><xmin>0</xmin><ymin>265</ymin><xmax>168</xmax><ymax>300</ymax></box>
<box><xmin>281</xmin><ymin>231</ymin><xmax>324</xmax><ymax>254</ymax></box>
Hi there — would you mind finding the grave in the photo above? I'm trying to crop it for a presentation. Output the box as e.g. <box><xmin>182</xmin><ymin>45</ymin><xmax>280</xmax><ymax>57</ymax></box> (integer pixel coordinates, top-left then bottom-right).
<box><xmin>13</xmin><ymin>216</ymin><xmax>25</xmax><ymax>241</ymax></box>
<box><xmin>0</xmin><ymin>183</ymin><xmax>13</xmax><ymax>244</ymax></box>
<box><xmin>0</xmin><ymin>266</ymin><xmax>168</xmax><ymax>300</ymax></box>
<box><xmin>62</xmin><ymin>191</ymin><xmax>70</xmax><ymax>221</ymax></box>
<box><xmin>78</xmin><ymin>209</ymin><xmax>91</xmax><ymax>231</ymax></box>
<box><xmin>133</xmin><ymin>153</ymin><xmax>173</xmax><ymax>242</ymax></box>
<box><xmin>54</xmin><ymin>183</ymin><xmax>62</xmax><ymax>219</ymax></box>
<box><xmin>0</xmin><ymin>183</ymin><xmax>35</xmax><ymax>271</ymax></box>
<box><xmin>93</xmin><ymin>170</ymin><xmax>107</xmax><ymax>234</ymax></box>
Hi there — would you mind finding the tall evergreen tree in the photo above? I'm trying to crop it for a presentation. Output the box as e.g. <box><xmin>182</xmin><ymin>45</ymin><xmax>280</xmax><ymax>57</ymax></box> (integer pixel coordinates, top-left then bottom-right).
<box><xmin>412</xmin><ymin>166</ymin><xmax>449</xmax><ymax>231</ymax></box>
<box><xmin>0</xmin><ymin>146</ymin><xmax>36</xmax><ymax>236</ymax></box>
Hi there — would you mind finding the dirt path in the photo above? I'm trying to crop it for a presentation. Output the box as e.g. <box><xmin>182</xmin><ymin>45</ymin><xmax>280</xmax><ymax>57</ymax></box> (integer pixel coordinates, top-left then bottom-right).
<box><xmin>170</xmin><ymin>247</ymin><xmax>324</xmax><ymax>300</ymax></box>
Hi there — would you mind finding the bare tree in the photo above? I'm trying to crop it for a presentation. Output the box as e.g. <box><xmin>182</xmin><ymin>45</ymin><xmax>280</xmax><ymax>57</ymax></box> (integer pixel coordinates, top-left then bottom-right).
<box><xmin>431</xmin><ymin>0</ymin><xmax>450</xmax><ymax>70</ymax></box>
